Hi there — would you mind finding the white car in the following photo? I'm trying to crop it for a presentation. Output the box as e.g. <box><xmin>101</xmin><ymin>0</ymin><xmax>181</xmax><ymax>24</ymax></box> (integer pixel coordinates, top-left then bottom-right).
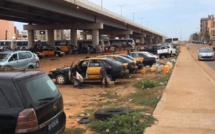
<box><xmin>140</xmin><ymin>51</ymin><xmax>159</xmax><ymax>62</ymax></box>
<box><xmin>198</xmin><ymin>47</ymin><xmax>215</xmax><ymax>61</ymax></box>
<box><xmin>34</xmin><ymin>53</ymin><xmax>40</xmax><ymax>68</ymax></box>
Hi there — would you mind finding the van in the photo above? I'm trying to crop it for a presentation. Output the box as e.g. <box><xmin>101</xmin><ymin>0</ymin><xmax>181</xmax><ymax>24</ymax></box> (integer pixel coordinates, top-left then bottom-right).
<box><xmin>0</xmin><ymin>50</ymin><xmax>36</xmax><ymax>69</ymax></box>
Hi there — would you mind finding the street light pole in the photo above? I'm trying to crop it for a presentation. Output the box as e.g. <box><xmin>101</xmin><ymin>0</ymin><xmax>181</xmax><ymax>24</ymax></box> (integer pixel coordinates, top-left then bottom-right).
<box><xmin>132</xmin><ymin>13</ymin><xmax>135</xmax><ymax>22</ymax></box>
<box><xmin>117</xmin><ymin>5</ymin><xmax>125</xmax><ymax>17</ymax></box>
<box><xmin>140</xmin><ymin>18</ymin><xmax>143</xmax><ymax>25</ymax></box>
<box><xmin>101</xmin><ymin>0</ymin><xmax>103</xmax><ymax>10</ymax></box>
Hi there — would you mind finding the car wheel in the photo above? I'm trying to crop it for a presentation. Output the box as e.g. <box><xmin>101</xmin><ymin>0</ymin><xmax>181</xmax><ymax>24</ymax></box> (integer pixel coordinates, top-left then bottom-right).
<box><xmin>94</xmin><ymin>107</ymin><xmax>134</xmax><ymax>120</ymax></box>
<box><xmin>28</xmin><ymin>65</ymin><xmax>34</xmax><ymax>69</ymax></box>
<box><xmin>56</xmin><ymin>74</ymin><xmax>67</xmax><ymax>85</ymax></box>
<box><xmin>36</xmin><ymin>61</ymin><xmax>39</xmax><ymax>68</ymax></box>
<box><xmin>55</xmin><ymin>53</ymin><xmax>59</xmax><ymax>57</ymax></box>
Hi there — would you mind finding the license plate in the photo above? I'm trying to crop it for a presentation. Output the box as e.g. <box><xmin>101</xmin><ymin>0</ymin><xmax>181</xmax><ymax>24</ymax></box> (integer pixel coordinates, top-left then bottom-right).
<box><xmin>47</xmin><ymin>118</ymin><xmax>59</xmax><ymax>131</ymax></box>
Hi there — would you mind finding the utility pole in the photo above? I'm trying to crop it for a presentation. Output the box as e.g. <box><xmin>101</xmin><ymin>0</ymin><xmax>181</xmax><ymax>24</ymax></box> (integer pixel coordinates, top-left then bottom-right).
<box><xmin>132</xmin><ymin>13</ymin><xmax>135</xmax><ymax>22</ymax></box>
<box><xmin>117</xmin><ymin>5</ymin><xmax>125</xmax><ymax>17</ymax></box>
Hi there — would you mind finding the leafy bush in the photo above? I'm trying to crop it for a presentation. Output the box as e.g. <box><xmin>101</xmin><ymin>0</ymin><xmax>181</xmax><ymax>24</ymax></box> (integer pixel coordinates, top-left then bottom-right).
<box><xmin>135</xmin><ymin>80</ymin><xmax>156</xmax><ymax>89</ymax></box>
<box><xmin>89</xmin><ymin>112</ymin><xmax>155</xmax><ymax>134</ymax></box>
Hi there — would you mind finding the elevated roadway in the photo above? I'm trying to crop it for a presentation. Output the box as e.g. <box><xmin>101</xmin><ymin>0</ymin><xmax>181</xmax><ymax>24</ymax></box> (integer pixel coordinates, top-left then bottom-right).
<box><xmin>0</xmin><ymin>0</ymin><xmax>164</xmax><ymax>47</ymax></box>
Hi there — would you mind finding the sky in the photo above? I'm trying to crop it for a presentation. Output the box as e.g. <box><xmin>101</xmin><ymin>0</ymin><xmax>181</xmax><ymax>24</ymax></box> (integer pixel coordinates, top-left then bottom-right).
<box><xmin>14</xmin><ymin>0</ymin><xmax>215</xmax><ymax>40</ymax></box>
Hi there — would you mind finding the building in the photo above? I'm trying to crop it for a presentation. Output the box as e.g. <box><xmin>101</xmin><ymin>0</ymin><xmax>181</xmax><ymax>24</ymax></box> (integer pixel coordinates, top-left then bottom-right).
<box><xmin>0</xmin><ymin>20</ymin><xmax>16</xmax><ymax>40</ymax></box>
<box><xmin>200</xmin><ymin>17</ymin><xmax>208</xmax><ymax>41</ymax></box>
<box><xmin>200</xmin><ymin>15</ymin><xmax>215</xmax><ymax>42</ymax></box>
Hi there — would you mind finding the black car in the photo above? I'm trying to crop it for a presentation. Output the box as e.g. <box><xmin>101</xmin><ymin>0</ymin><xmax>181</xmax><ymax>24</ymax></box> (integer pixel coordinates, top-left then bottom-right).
<box><xmin>98</xmin><ymin>55</ymin><xmax>138</xmax><ymax>73</ymax></box>
<box><xmin>48</xmin><ymin>57</ymin><xmax>129</xmax><ymax>85</ymax></box>
<box><xmin>139</xmin><ymin>45</ymin><xmax>160</xmax><ymax>54</ymax></box>
<box><xmin>0</xmin><ymin>70</ymin><xmax>66</xmax><ymax>134</ymax></box>
<box><xmin>128</xmin><ymin>52</ymin><xmax>156</xmax><ymax>66</ymax></box>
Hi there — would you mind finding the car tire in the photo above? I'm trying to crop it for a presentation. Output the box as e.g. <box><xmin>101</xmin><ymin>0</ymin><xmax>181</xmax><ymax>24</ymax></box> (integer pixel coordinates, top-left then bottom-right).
<box><xmin>55</xmin><ymin>53</ymin><xmax>59</xmax><ymax>57</ymax></box>
<box><xmin>36</xmin><ymin>61</ymin><xmax>40</xmax><ymax>68</ymax></box>
<box><xmin>28</xmin><ymin>65</ymin><xmax>34</xmax><ymax>69</ymax></box>
<box><xmin>56</xmin><ymin>74</ymin><xmax>67</xmax><ymax>85</ymax></box>
<box><xmin>94</xmin><ymin>107</ymin><xmax>134</xmax><ymax>120</ymax></box>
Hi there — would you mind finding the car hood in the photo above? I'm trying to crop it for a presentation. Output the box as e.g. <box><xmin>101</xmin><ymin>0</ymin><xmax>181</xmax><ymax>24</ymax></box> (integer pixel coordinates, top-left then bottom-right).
<box><xmin>51</xmin><ymin>66</ymin><xmax>70</xmax><ymax>71</ymax></box>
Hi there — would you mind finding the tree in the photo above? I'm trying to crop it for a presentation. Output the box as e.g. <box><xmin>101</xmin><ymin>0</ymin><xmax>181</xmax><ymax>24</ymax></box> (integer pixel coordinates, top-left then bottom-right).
<box><xmin>192</xmin><ymin>32</ymin><xmax>199</xmax><ymax>41</ymax></box>
<box><xmin>204</xmin><ymin>31</ymin><xmax>210</xmax><ymax>41</ymax></box>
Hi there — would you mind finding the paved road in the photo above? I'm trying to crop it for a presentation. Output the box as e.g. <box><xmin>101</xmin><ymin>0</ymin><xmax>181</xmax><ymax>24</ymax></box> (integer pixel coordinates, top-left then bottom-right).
<box><xmin>187</xmin><ymin>43</ymin><xmax>215</xmax><ymax>71</ymax></box>
<box><xmin>145</xmin><ymin>45</ymin><xmax>215</xmax><ymax>134</ymax></box>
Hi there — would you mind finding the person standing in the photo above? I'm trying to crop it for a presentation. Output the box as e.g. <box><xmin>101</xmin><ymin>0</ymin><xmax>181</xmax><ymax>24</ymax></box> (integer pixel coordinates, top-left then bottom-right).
<box><xmin>100</xmin><ymin>66</ymin><xmax>109</xmax><ymax>87</ymax></box>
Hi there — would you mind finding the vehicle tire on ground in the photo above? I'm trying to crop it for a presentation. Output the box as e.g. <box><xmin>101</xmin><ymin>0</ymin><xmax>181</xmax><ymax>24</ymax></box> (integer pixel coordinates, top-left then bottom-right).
<box><xmin>94</xmin><ymin>107</ymin><xmax>134</xmax><ymax>120</ymax></box>
<box><xmin>56</xmin><ymin>74</ymin><xmax>67</xmax><ymax>85</ymax></box>
<box><xmin>36</xmin><ymin>61</ymin><xmax>40</xmax><ymax>68</ymax></box>
<box><xmin>55</xmin><ymin>53</ymin><xmax>59</xmax><ymax>57</ymax></box>
<box><xmin>28</xmin><ymin>65</ymin><xmax>34</xmax><ymax>69</ymax></box>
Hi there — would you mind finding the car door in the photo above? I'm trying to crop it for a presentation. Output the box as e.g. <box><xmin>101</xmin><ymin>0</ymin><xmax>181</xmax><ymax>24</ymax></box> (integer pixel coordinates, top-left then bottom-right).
<box><xmin>87</xmin><ymin>60</ymin><xmax>102</xmax><ymax>79</ymax></box>
<box><xmin>7</xmin><ymin>53</ymin><xmax>23</xmax><ymax>69</ymax></box>
<box><xmin>17</xmin><ymin>52</ymin><xmax>29</xmax><ymax>69</ymax></box>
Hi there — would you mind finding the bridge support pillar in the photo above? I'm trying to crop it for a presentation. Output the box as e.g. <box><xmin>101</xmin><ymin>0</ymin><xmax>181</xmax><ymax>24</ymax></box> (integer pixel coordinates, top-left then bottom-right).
<box><xmin>28</xmin><ymin>30</ymin><xmax>34</xmax><ymax>49</ymax></box>
<box><xmin>48</xmin><ymin>30</ymin><xmax>54</xmax><ymax>46</ymax></box>
<box><xmin>125</xmin><ymin>35</ymin><xmax>130</xmax><ymax>39</ymax></box>
<box><xmin>92</xmin><ymin>29</ymin><xmax>99</xmax><ymax>47</ymax></box>
<box><xmin>70</xmin><ymin>30</ymin><xmax>77</xmax><ymax>46</ymax></box>
<box><xmin>140</xmin><ymin>37</ymin><xmax>145</xmax><ymax>44</ymax></box>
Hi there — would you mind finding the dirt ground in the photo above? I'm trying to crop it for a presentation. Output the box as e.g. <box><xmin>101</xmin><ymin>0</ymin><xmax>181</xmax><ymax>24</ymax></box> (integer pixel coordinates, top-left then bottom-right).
<box><xmin>37</xmin><ymin>49</ymin><xmax>175</xmax><ymax>133</ymax></box>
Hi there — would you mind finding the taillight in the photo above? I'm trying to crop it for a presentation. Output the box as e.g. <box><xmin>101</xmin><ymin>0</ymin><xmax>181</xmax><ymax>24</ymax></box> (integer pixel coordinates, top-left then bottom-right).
<box><xmin>16</xmin><ymin>108</ymin><xmax>38</xmax><ymax>133</ymax></box>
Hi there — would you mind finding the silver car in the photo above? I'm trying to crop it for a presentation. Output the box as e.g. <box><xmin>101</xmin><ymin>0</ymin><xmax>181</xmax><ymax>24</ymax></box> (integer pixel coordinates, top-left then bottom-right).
<box><xmin>198</xmin><ymin>47</ymin><xmax>215</xmax><ymax>61</ymax></box>
<box><xmin>0</xmin><ymin>50</ymin><xmax>36</xmax><ymax>69</ymax></box>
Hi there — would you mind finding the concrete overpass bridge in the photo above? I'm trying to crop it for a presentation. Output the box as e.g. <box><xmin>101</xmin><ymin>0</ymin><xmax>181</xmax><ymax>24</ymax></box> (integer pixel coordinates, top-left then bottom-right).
<box><xmin>0</xmin><ymin>0</ymin><xmax>164</xmax><ymax>48</ymax></box>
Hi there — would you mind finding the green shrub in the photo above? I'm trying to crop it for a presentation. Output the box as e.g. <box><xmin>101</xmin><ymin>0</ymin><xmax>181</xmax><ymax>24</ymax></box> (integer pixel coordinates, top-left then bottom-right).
<box><xmin>89</xmin><ymin>112</ymin><xmax>155</xmax><ymax>134</ymax></box>
<box><xmin>135</xmin><ymin>80</ymin><xmax>156</xmax><ymax>89</ymax></box>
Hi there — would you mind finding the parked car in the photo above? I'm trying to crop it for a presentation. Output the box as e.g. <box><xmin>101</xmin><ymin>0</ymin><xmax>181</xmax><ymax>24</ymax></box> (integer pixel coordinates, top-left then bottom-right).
<box><xmin>34</xmin><ymin>53</ymin><xmax>40</xmax><ymax>68</ymax></box>
<box><xmin>198</xmin><ymin>47</ymin><xmax>215</xmax><ymax>61</ymax></box>
<box><xmin>139</xmin><ymin>45</ymin><xmax>160</xmax><ymax>54</ymax></box>
<box><xmin>139</xmin><ymin>51</ymin><xmax>159</xmax><ymax>62</ymax></box>
<box><xmin>0</xmin><ymin>70</ymin><xmax>66</xmax><ymax>133</ymax></box>
<box><xmin>120</xmin><ymin>54</ymin><xmax>143</xmax><ymax>69</ymax></box>
<box><xmin>42</xmin><ymin>47</ymin><xmax>65</xmax><ymax>57</ymax></box>
<box><xmin>128</xmin><ymin>52</ymin><xmax>156</xmax><ymax>66</ymax></box>
<box><xmin>97</xmin><ymin>55</ymin><xmax>138</xmax><ymax>73</ymax></box>
<box><xmin>0</xmin><ymin>50</ymin><xmax>36</xmax><ymax>69</ymax></box>
<box><xmin>157</xmin><ymin>45</ymin><xmax>176</xmax><ymax>58</ymax></box>
<box><xmin>69</xmin><ymin>45</ymin><xmax>79</xmax><ymax>54</ymax></box>
<box><xmin>48</xmin><ymin>57</ymin><xmax>129</xmax><ymax>85</ymax></box>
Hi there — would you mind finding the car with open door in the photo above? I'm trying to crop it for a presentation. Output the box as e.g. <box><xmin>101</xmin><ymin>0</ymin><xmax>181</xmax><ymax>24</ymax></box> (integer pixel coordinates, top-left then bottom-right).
<box><xmin>48</xmin><ymin>57</ymin><xmax>129</xmax><ymax>85</ymax></box>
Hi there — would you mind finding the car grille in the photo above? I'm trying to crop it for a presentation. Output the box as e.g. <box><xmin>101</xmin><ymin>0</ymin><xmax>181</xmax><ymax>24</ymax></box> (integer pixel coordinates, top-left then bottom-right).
<box><xmin>202</xmin><ymin>56</ymin><xmax>213</xmax><ymax>58</ymax></box>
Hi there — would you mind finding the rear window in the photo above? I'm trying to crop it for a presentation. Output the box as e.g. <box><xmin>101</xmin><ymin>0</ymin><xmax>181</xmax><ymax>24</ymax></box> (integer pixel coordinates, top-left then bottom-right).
<box><xmin>0</xmin><ymin>89</ymin><xmax>9</xmax><ymax>108</ymax></box>
<box><xmin>17</xmin><ymin>75</ymin><xmax>60</xmax><ymax>103</ymax></box>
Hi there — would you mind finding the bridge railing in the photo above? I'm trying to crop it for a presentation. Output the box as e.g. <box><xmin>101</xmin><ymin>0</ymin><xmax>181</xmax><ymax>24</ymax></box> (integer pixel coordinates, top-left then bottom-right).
<box><xmin>64</xmin><ymin>0</ymin><xmax>162</xmax><ymax>36</ymax></box>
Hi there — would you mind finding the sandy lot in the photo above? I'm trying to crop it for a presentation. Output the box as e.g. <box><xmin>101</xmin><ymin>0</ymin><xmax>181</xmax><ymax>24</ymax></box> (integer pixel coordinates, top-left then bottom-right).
<box><xmin>37</xmin><ymin>49</ymin><xmax>174</xmax><ymax>133</ymax></box>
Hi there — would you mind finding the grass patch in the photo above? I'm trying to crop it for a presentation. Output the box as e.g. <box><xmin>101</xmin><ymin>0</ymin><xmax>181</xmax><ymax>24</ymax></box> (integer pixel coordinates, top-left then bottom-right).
<box><xmin>89</xmin><ymin>112</ymin><xmax>155</xmax><ymax>134</ymax></box>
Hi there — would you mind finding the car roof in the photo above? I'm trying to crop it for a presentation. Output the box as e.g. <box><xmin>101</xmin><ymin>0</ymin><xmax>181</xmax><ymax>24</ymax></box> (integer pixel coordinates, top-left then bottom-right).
<box><xmin>0</xmin><ymin>50</ymin><xmax>32</xmax><ymax>54</ymax></box>
<box><xmin>80</xmin><ymin>57</ymin><xmax>107</xmax><ymax>60</ymax></box>
<box><xmin>0</xmin><ymin>70</ymin><xmax>45</xmax><ymax>81</ymax></box>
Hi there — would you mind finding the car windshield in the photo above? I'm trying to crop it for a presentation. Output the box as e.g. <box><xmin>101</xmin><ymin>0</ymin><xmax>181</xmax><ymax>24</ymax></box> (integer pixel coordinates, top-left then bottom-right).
<box><xmin>0</xmin><ymin>53</ymin><xmax>10</xmax><ymax>62</ymax></box>
<box><xmin>199</xmin><ymin>48</ymin><xmax>213</xmax><ymax>53</ymax></box>
<box><xmin>17</xmin><ymin>74</ymin><xmax>60</xmax><ymax>103</ymax></box>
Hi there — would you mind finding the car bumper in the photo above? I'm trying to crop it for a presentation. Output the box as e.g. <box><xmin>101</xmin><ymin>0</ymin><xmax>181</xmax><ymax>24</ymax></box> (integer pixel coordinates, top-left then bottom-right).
<box><xmin>128</xmin><ymin>66</ymin><xmax>138</xmax><ymax>73</ymax></box>
<box><xmin>199</xmin><ymin>56</ymin><xmax>215</xmax><ymax>61</ymax></box>
<box><xmin>48</xmin><ymin>73</ymin><xmax>55</xmax><ymax>79</ymax></box>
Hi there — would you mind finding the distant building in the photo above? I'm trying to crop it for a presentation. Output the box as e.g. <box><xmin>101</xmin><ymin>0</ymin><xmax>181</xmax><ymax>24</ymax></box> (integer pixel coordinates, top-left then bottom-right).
<box><xmin>0</xmin><ymin>20</ymin><xmax>17</xmax><ymax>40</ymax></box>
<box><xmin>200</xmin><ymin>15</ymin><xmax>215</xmax><ymax>42</ymax></box>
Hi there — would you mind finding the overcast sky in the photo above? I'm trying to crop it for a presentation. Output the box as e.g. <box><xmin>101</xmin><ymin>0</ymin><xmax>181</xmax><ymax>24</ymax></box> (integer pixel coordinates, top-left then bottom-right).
<box><xmin>14</xmin><ymin>0</ymin><xmax>215</xmax><ymax>40</ymax></box>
